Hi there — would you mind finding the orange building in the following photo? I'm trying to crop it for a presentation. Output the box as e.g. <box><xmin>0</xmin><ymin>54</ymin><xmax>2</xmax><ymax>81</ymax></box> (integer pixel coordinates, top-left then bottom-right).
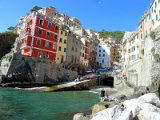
<box><xmin>18</xmin><ymin>12</ymin><xmax>59</xmax><ymax>61</ymax></box>
<box><xmin>110</xmin><ymin>45</ymin><xmax>121</xmax><ymax>66</ymax></box>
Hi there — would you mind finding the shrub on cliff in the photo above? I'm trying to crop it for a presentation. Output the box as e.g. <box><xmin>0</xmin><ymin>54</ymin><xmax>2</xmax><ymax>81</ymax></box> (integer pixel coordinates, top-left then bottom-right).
<box><xmin>0</xmin><ymin>32</ymin><xmax>18</xmax><ymax>59</ymax></box>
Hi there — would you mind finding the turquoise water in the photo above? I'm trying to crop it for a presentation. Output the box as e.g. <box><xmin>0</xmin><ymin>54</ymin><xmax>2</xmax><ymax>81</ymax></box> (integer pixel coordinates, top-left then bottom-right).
<box><xmin>0</xmin><ymin>88</ymin><xmax>99</xmax><ymax>120</ymax></box>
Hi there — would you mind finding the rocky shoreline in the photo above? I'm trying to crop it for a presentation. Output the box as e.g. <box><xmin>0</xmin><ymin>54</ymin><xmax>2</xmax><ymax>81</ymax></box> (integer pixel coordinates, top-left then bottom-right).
<box><xmin>73</xmin><ymin>87</ymin><xmax>160</xmax><ymax>120</ymax></box>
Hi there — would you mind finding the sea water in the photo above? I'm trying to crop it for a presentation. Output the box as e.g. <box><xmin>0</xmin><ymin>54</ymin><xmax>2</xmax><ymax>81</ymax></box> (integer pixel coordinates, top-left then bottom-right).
<box><xmin>0</xmin><ymin>88</ymin><xmax>99</xmax><ymax>120</ymax></box>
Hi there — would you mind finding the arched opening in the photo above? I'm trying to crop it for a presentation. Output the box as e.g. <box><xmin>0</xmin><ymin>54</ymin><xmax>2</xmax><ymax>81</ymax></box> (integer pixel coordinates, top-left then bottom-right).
<box><xmin>97</xmin><ymin>76</ymin><xmax>114</xmax><ymax>87</ymax></box>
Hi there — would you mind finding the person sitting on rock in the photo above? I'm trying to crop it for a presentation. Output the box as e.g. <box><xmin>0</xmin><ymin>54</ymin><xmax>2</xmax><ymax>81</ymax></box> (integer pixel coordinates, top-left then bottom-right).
<box><xmin>100</xmin><ymin>89</ymin><xmax>105</xmax><ymax>102</ymax></box>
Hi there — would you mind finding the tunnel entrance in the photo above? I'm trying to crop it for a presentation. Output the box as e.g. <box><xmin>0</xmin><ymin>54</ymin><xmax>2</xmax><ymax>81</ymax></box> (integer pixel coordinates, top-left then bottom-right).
<box><xmin>97</xmin><ymin>76</ymin><xmax>114</xmax><ymax>88</ymax></box>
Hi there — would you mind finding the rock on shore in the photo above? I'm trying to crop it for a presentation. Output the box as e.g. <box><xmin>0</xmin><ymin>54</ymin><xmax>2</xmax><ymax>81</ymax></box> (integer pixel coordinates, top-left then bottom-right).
<box><xmin>91</xmin><ymin>93</ymin><xmax>160</xmax><ymax>120</ymax></box>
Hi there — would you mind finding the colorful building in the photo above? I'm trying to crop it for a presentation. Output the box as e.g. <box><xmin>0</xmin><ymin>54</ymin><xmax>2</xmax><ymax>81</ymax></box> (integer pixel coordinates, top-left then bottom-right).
<box><xmin>80</xmin><ymin>36</ymin><xmax>91</xmax><ymax>67</ymax></box>
<box><xmin>18</xmin><ymin>11</ymin><xmax>59</xmax><ymax>61</ymax></box>
<box><xmin>65</xmin><ymin>31</ymin><xmax>82</xmax><ymax>67</ymax></box>
<box><xmin>56</xmin><ymin>25</ymin><xmax>68</xmax><ymax>64</ymax></box>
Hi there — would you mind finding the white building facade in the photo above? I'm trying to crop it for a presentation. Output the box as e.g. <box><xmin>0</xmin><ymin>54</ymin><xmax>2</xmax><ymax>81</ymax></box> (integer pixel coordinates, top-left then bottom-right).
<box><xmin>96</xmin><ymin>41</ymin><xmax>110</xmax><ymax>69</ymax></box>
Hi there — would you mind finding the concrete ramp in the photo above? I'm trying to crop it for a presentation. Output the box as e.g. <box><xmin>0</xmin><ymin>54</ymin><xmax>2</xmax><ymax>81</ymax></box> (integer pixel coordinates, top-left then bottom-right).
<box><xmin>48</xmin><ymin>79</ymin><xmax>97</xmax><ymax>91</ymax></box>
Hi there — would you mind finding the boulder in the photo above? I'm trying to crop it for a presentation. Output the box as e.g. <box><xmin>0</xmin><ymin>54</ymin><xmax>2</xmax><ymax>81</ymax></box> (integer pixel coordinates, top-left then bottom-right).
<box><xmin>117</xmin><ymin>110</ymin><xmax>133</xmax><ymax>120</ymax></box>
<box><xmin>73</xmin><ymin>113</ymin><xmax>91</xmax><ymax>120</ymax></box>
<box><xmin>92</xmin><ymin>105</ymin><xmax>123</xmax><ymax>120</ymax></box>
<box><xmin>138</xmin><ymin>103</ymin><xmax>160</xmax><ymax>112</ymax></box>
<box><xmin>92</xmin><ymin>104</ymin><xmax>107</xmax><ymax>115</ymax></box>
<box><xmin>137</xmin><ymin>93</ymin><xmax>160</xmax><ymax>106</ymax></box>
<box><xmin>137</xmin><ymin>110</ymin><xmax>160</xmax><ymax>120</ymax></box>
<box><xmin>123</xmin><ymin>99</ymin><xmax>140</xmax><ymax>118</ymax></box>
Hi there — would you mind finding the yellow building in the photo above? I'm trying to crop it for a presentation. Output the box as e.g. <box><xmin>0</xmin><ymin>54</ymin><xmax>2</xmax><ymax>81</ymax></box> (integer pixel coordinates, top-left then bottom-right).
<box><xmin>56</xmin><ymin>25</ymin><xmax>68</xmax><ymax>64</ymax></box>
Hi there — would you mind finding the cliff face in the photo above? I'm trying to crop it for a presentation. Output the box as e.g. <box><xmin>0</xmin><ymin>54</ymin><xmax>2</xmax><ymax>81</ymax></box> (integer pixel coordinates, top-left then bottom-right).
<box><xmin>150</xmin><ymin>36</ymin><xmax>160</xmax><ymax>90</ymax></box>
<box><xmin>0</xmin><ymin>32</ymin><xmax>18</xmax><ymax>59</ymax></box>
<box><xmin>126</xmin><ymin>34</ymin><xmax>160</xmax><ymax>92</ymax></box>
<box><xmin>0</xmin><ymin>52</ymin><xmax>78</xmax><ymax>84</ymax></box>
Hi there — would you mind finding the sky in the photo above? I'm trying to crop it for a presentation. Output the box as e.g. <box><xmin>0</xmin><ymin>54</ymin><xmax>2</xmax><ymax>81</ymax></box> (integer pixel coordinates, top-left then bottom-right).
<box><xmin>0</xmin><ymin>0</ymin><xmax>152</xmax><ymax>32</ymax></box>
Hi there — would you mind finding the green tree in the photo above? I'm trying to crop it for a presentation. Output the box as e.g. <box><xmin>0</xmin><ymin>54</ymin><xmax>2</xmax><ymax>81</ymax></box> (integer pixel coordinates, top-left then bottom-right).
<box><xmin>7</xmin><ymin>26</ymin><xmax>15</xmax><ymax>31</ymax></box>
<box><xmin>99</xmin><ymin>30</ymin><xmax>125</xmax><ymax>44</ymax></box>
<box><xmin>30</xmin><ymin>6</ymin><xmax>42</xmax><ymax>12</ymax></box>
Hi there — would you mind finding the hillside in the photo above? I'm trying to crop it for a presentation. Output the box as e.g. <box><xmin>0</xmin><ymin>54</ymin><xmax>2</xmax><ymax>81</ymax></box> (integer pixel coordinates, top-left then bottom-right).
<box><xmin>99</xmin><ymin>30</ymin><xmax>124</xmax><ymax>43</ymax></box>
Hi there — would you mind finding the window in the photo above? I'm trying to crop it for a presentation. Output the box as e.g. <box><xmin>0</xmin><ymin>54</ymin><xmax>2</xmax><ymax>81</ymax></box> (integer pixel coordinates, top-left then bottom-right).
<box><xmin>46</xmin><ymin>31</ymin><xmax>50</xmax><ymax>37</ymax></box>
<box><xmin>99</xmin><ymin>54</ymin><xmax>101</xmax><ymax>57</ymax></box>
<box><xmin>36</xmin><ymin>39</ymin><xmax>41</xmax><ymax>46</ymax></box>
<box><xmin>99</xmin><ymin>50</ymin><xmax>101</xmax><ymax>52</ymax></box>
<box><xmin>59</xmin><ymin>38</ymin><xmax>62</xmax><ymax>42</ymax></box>
<box><xmin>61</xmin><ymin>31</ymin><xmax>63</xmax><ymax>34</ymax></box>
<box><xmin>102</xmin><ymin>59</ymin><xmax>104</xmax><ymax>63</ymax></box>
<box><xmin>156</xmin><ymin>14</ymin><xmax>158</xmax><ymax>21</ymax></box>
<box><xmin>38</xmin><ymin>28</ymin><xmax>42</xmax><ymax>34</ymax></box>
<box><xmin>44</xmin><ymin>41</ymin><xmax>50</xmax><ymax>48</ymax></box>
<box><xmin>155</xmin><ymin>2</ymin><xmax>157</xmax><ymax>8</ymax></box>
<box><xmin>64</xmin><ymin>40</ymin><xmax>67</xmax><ymax>44</ymax></box>
<box><xmin>133</xmin><ymin>46</ymin><xmax>135</xmax><ymax>51</ymax></box>
<box><xmin>149</xmin><ymin>14</ymin><xmax>151</xmax><ymax>20</ymax></box>
<box><xmin>141</xmin><ymin>34</ymin><xmax>143</xmax><ymax>39</ymax></box>
<box><xmin>128</xmin><ymin>49</ymin><xmax>130</xmax><ymax>53</ymax></box>
<box><xmin>21</xmin><ymin>38</ymin><xmax>26</xmax><ymax>43</ymax></box>
<box><xmin>55</xmin><ymin>25</ymin><xmax>59</xmax><ymax>30</ymax></box>
<box><xmin>72</xmin><ymin>47</ymin><xmax>74</xmax><ymax>51</ymax></box>
<box><xmin>152</xmin><ymin>19</ymin><xmax>154</xmax><ymax>25</ymax></box>
<box><xmin>38</xmin><ymin>51</ymin><xmax>42</xmax><ymax>58</ymax></box>
<box><xmin>64</xmin><ymin>48</ymin><xmax>67</xmax><ymax>52</ymax></box>
<box><xmin>145</xmin><ymin>30</ymin><xmax>148</xmax><ymax>37</ymax></box>
<box><xmin>103</xmin><ymin>54</ymin><xmax>105</xmax><ymax>57</ymax></box>
<box><xmin>54</xmin><ymin>34</ymin><xmax>58</xmax><ymax>40</ymax></box>
<box><xmin>65</xmin><ymin>33</ymin><xmax>67</xmax><ymax>36</ymax></box>
<box><xmin>53</xmin><ymin>43</ymin><xmax>57</xmax><ymax>50</ymax></box>
<box><xmin>59</xmin><ymin>46</ymin><xmax>61</xmax><ymax>51</ymax></box>
<box><xmin>39</xmin><ymin>19</ymin><xmax>44</xmax><ymax>25</ymax></box>
<box><xmin>48</xmin><ymin>22</ymin><xmax>52</xmax><ymax>28</ymax></box>
<box><xmin>82</xmin><ymin>53</ymin><xmax>84</xmax><ymax>57</ymax></box>
<box><xmin>46</xmin><ymin>52</ymin><xmax>49</xmax><ymax>59</ymax></box>
<box><xmin>103</xmin><ymin>50</ymin><xmax>105</xmax><ymax>52</ymax></box>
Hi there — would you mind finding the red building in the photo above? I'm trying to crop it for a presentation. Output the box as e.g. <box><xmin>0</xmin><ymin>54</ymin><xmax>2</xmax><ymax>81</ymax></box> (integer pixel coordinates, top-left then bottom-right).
<box><xmin>18</xmin><ymin>12</ymin><xmax>59</xmax><ymax>61</ymax></box>
<box><xmin>85</xmin><ymin>41</ymin><xmax>90</xmax><ymax>60</ymax></box>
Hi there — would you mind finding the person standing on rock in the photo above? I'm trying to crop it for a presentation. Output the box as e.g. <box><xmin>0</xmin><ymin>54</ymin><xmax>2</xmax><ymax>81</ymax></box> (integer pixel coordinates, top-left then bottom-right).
<box><xmin>100</xmin><ymin>89</ymin><xmax>105</xmax><ymax>102</ymax></box>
